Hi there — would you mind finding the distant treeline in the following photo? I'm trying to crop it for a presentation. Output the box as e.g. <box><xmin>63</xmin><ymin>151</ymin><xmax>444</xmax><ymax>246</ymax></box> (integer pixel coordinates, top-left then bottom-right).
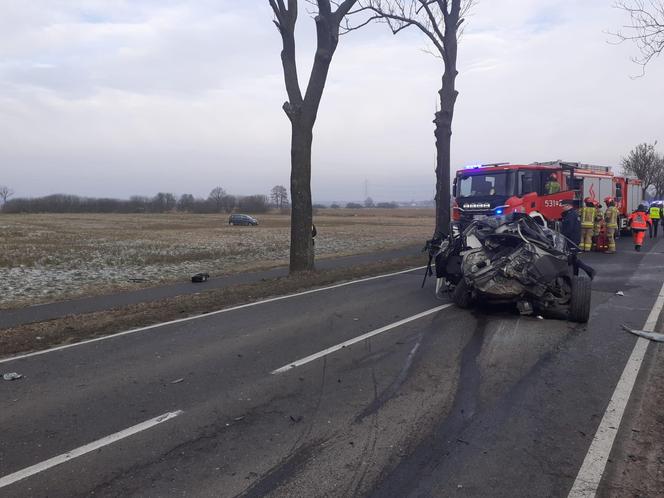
<box><xmin>2</xmin><ymin>192</ymin><xmax>272</xmax><ymax>214</ymax></box>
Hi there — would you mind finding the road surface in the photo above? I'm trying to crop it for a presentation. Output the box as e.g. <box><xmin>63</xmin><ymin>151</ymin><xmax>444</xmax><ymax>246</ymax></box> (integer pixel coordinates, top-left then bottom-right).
<box><xmin>1</xmin><ymin>237</ymin><xmax>663</xmax><ymax>497</ymax></box>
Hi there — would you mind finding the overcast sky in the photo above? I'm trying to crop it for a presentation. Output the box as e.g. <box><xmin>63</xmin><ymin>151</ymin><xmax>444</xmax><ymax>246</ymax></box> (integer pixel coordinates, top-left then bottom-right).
<box><xmin>1</xmin><ymin>0</ymin><xmax>662</xmax><ymax>202</ymax></box>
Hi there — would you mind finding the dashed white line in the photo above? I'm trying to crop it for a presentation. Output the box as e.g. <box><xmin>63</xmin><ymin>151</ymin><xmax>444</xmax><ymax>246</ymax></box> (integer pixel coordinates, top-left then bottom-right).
<box><xmin>0</xmin><ymin>265</ymin><xmax>426</xmax><ymax>365</ymax></box>
<box><xmin>0</xmin><ymin>410</ymin><xmax>183</xmax><ymax>490</ymax></box>
<box><xmin>271</xmin><ymin>304</ymin><xmax>452</xmax><ymax>374</ymax></box>
<box><xmin>567</xmin><ymin>281</ymin><xmax>664</xmax><ymax>498</ymax></box>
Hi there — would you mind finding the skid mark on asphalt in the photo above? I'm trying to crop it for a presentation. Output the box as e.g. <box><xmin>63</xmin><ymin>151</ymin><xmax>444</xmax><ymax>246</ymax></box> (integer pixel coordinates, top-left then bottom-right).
<box><xmin>240</xmin><ymin>358</ymin><xmax>329</xmax><ymax>498</ymax></box>
<box><xmin>354</xmin><ymin>333</ymin><xmax>423</xmax><ymax>423</ymax></box>
<box><xmin>347</xmin><ymin>340</ymin><xmax>381</xmax><ymax>498</ymax></box>
<box><xmin>368</xmin><ymin>314</ymin><xmax>488</xmax><ymax>498</ymax></box>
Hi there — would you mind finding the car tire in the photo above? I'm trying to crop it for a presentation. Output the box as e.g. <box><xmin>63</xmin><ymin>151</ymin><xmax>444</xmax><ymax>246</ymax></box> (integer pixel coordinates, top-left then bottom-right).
<box><xmin>569</xmin><ymin>276</ymin><xmax>591</xmax><ymax>323</ymax></box>
<box><xmin>452</xmin><ymin>279</ymin><xmax>473</xmax><ymax>309</ymax></box>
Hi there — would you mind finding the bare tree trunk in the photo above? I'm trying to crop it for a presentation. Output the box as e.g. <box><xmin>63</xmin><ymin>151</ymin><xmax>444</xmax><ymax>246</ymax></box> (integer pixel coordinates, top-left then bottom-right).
<box><xmin>290</xmin><ymin>125</ymin><xmax>314</xmax><ymax>270</ymax></box>
<box><xmin>433</xmin><ymin>6</ymin><xmax>460</xmax><ymax>239</ymax></box>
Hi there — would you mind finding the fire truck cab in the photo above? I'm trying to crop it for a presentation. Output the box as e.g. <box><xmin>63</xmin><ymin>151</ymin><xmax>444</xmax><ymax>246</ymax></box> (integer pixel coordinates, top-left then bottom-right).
<box><xmin>452</xmin><ymin>161</ymin><xmax>642</xmax><ymax>231</ymax></box>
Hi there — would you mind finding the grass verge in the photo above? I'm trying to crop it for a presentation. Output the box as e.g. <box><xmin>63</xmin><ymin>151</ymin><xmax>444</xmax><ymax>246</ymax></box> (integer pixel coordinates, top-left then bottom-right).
<box><xmin>0</xmin><ymin>255</ymin><xmax>427</xmax><ymax>357</ymax></box>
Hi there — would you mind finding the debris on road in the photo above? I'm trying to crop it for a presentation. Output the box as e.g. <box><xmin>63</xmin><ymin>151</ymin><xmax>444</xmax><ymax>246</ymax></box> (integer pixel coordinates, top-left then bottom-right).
<box><xmin>170</xmin><ymin>378</ymin><xmax>185</xmax><ymax>384</ymax></box>
<box><xmin>3</xmin><ymin>372</ymin><xmax>23</xmax><ymax>381</ymax></box>
<box><xmin>290</xmin><ymin>415</ymin><xmax>303</xmax><ymax>423</ymax></box>
<box><xmin>622</xmin><ymin>325</ymin><xmax>664</xmax><ymax>342</ymax></box>
<box><xmin>616</xmin><ymin>291</ymin><xmax>625</xmax><ymax>296</ymax></box>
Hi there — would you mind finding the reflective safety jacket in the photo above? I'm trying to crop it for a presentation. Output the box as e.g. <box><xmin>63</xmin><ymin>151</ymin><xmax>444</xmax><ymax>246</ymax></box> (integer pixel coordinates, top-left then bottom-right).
<box><xmin>605</xmin><ymin>206</ymin><xmax>619</xmax><ymax>228</ymax></box>
<box><xmin>629</xmin><ymin>211</ymin><xmax>651</xmax><ymax>231</ymax></box>
<box><xmin>650</xmin><ymin>206</ymin><xmax>661</xmax><ymax>220</ymax></box>
<box><xmin>581</xmin><ymin>206</ymin><xmax>596</xmax><ymax>229</ymax></box>
<box><xmin>545</xmin><ymin>181</ymin><xmax>561</xmax><ymax>194</ymax></box>
<box><xmin>593</xmin><ymin>209</ymin><xmax>604</xmax><ymax>235</ymax></box>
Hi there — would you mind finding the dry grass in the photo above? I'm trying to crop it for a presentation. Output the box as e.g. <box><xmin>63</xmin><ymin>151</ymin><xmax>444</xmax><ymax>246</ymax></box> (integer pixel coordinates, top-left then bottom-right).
<box><xmin>0</xmin><ymin>209</ymin><xmax>434</xmax><ymax>308</ymax></box>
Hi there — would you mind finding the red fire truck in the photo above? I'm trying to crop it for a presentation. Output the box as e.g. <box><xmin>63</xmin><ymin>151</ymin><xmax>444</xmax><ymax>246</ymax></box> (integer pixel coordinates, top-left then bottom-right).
<box><xmin>452</xmin><ymin>161</ymin><xmax>642</xmax><ymax>231</ymax></box>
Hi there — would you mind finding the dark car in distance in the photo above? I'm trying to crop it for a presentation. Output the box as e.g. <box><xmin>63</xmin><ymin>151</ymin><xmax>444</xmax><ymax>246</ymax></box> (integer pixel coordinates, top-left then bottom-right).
<box><xmin>228</xmin><ymin>214</ymin><xmax>258</xmax><ymax>226</ymax></box>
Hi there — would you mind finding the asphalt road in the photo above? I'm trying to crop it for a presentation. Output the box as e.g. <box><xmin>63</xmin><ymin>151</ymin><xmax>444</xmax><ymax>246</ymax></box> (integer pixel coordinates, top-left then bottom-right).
<box><xmin>1</xmin><ymin>237</ymin><xmax>663</xmax><ymax>497</ymax></box>
<box><xmin>0</xmin><ymin>244</ymin><xmax>421</xmax><ymax>329</ymax></box>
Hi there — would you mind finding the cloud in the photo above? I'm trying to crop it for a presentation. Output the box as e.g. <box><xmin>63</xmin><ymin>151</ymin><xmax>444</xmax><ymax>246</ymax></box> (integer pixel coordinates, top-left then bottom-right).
<box><xmin>0</xmin><ymin>0</ymin><xmax>663</xmax><ymax>201</ymax></box>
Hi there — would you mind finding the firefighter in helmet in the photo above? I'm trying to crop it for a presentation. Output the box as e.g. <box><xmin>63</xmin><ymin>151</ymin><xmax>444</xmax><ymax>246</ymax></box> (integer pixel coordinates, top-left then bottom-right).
<box><xmin>628</xmin><ymin>204</ymin><xmax>652</xmax><ymax>252</ymax></box>
<box><xmin>545</xmin><ymin>173</ymin><xmax>561</xmax><ymax>195</ymax></box>
<box><xmin>604</xmin><ymin>196</ymin><xmax>619</xmax><ymax>254</ymax></box>
<box><xmin>592</xmin><ymin>199</ymin><xmax>604</xmax><ymax>250</ymax></box>
<box><xmin>580</xmin><ymin>197</ymin><xmax>596</xmax><ymax>251</ymax></box>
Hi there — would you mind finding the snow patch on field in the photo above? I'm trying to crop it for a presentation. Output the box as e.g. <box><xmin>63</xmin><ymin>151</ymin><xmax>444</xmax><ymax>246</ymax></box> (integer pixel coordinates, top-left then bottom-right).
<box><xmin>0</xmin><ymin>213</ymin><xmax>431</xmax><ymax>308</ymax></box>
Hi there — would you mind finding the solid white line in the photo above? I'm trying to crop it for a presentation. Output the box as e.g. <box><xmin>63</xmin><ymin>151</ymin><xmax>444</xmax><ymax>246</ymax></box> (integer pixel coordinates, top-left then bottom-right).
<box><xmin>0</xmin><ymin>410</ymin><xmax>183</xmax><ymax>489</ymax></box>
<box><xmin>271</xmin><ymin>304</ymin><xmax>452</xmax><ymax>374</ymax></box>
<box><xmin>567</xmin><ymin>281</ymin><xmax>664</xmax><ymax>498</ymax></box>
<box><xmin>0</xmin><ymin>265</ymin><xmax>426</xmax><ymax>365</ymax></box>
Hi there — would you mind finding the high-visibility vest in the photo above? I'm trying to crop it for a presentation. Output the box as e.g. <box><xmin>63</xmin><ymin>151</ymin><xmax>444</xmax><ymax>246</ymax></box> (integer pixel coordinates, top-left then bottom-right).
<box><xmin>581</xmin><ymin>206</ymin><xmax>596</xmax><ymax>228</ymax></box>
<box><xmin>605</xmin><ymin>206</ymin><xmax>619</xmax><ymax>228</ymax></box>
<box><xmin>545</xmin><ymin>181</ymin><xmax>561</xmax><ymax>194</ymax></box>
<box><xmin>650</xmin><ymin>206</ymin><xmax>661</xmax><ymax>220</ymax></box>
<box><xmin>629</xmin><ymin>211</ymin><xmax>649</xmax><ymax>230</ymax></box>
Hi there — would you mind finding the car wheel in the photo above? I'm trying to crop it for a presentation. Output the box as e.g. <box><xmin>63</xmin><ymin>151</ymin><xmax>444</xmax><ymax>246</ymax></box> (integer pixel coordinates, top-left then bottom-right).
<box><xmin>452</xmin><ymin>279</ymin><xmax>473</xmax><ymax>308</ymax></box>
<box><xmin>569</xmin><ymin>275</ymin><xmax>591</xmax><ymax>323</ymax></box>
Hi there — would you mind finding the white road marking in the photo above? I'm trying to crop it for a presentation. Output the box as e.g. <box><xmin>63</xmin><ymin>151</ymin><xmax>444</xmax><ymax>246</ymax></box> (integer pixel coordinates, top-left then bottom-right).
<box><xmin>567</xmin><ymin>281</ymin><xmax>664</xmax><ymax>498</ymax></box>
<box><xmin>0</xmin><ymin>265</ymin><xmax>427</xmax><ymax>365</ymax></box>
<box><xmin>271</xmin><ymin>304</ymin><xmax>452</xmax><ymax>374</ymax></box>
<box><xmin>0</xmin><ymin>410</ymin><xmax>183</xmax><ymax>490</ymax></box>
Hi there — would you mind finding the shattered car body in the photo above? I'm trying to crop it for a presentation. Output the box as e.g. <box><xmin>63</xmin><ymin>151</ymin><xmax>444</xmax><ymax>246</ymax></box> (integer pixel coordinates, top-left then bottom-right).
<box><xmin>428</xmin><ymin>214</ymin><xmax>593</xmax><ymax>322</ymax></box>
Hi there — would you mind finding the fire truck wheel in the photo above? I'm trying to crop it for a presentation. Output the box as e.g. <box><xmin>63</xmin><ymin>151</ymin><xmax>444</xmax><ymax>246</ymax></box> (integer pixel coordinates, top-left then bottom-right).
<box><xmin>452</xmin><ymin>279</ymin><xmax>473</xmax><ymax>309</ymax></box>
<box><xmin>569</xmin><ymin>276</ymin><xmax>591</xmax><ymax>323</ymax></box>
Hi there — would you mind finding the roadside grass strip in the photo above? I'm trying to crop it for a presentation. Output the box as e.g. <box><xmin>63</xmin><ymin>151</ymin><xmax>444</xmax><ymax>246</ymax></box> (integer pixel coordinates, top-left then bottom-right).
<box><xmin>0</xmin><ymin>266</ymin><xmax>426</xmax><ymax>365</ymax></box>
<box><xmin>567</xmin><ymin>280</ymin><xmax>664</xmax><ymax>498</ymax></box>
<box><xmin>272</xmin><ymin>304</ymin><xmax>453</xmax><ymax>374</ymax></box>
<box><xmin>0</xmin><ymin>410</ymin><xmax>183</xmax><ymax>489</ymax></box>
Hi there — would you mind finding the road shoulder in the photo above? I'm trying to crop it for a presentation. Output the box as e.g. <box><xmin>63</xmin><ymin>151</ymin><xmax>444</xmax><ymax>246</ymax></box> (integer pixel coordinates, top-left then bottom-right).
<box><xmin>600</xmin><ymin>341</ymin><xmax>664</xmax><ymax>497</ymax></box>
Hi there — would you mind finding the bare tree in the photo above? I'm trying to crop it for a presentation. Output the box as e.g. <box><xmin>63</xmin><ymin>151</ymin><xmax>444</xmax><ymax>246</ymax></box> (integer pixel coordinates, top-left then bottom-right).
<box><xmin>622</xmin><ymin>142</ymin><xmax>661</xmax><ymax>197</ymax></box>
<box><xmin>220</xmin><ymin>195</ymin><xmax>236</xmax><ymax>213</ymax></box>
<box><xmin>177</xmin><ymin>193</ymin><xmax>196</xmax><ymax>212</ymax></box>
<box><xmin>0</xmin><ymin>185</ymin><xmax>14</xmax><ymax>206</ymax></box>
<box><xmin>614</xmin><ymin>0</ymin><xmax>664</xmax><ymax>73</ymax></box>
<box><xmin>649</xmin><ymin>150</ymin><xmax>664</xmax><ymax>197</ymax></box>
<box><xmin>364</xmin><ymin>196</ymin><xmax>375</xmax><ymax>207</ymax></box>
<box><xmin>208</xmin><ymin>187</ymin><xmax>227</xmax><ymax>213</ymax></box>
<box><xmin>269</xmin><ymin>0</ymin><xmax>358</xmax><ymax>272</ymax></box>
<box><xmin>348</xmin><ymin>0</ymin><xmax>474</xmax><ymax>238</ymax></box>
<box><xmin>271</xmin><ymin>185</ymin><xmax>289</xmax><ymax>208</ymax></box>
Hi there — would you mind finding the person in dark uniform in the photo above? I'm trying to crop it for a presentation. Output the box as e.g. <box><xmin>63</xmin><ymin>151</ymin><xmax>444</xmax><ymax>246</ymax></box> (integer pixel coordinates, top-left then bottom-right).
<box><xmin>560</xmin><ymin>199</ymin><xmax>581</xmax><ymax>245</ymax></box>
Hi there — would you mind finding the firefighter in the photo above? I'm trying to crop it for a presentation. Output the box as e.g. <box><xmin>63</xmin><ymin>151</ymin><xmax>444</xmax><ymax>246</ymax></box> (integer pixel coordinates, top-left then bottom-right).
<box><xmin>592</xmin><ymin>199</ymin><xmax>604</xmax><ymax>250</ymax></box>
<box><xmin>628</xmin><ymin>204</ymin><xmax>652</xmax><ymax>252</ymax></box>
<box><xmin>604</xmin><ymin>196</ymin><xmax>619</xmax><ymax>254</ymax></box>
<box><xmin>649</xmin><ymin>203</ymin><xmax>661</xmax><ymax>238</ymax></box>
<box><xmin>580</xmin><ymin>197</ymin><xmax>596</xmax><ymax>251</ymax></box>
<box><xmin>545</xmin><ymin>173</ymin><xmax>561</xmax><ymax>194</ymax></box>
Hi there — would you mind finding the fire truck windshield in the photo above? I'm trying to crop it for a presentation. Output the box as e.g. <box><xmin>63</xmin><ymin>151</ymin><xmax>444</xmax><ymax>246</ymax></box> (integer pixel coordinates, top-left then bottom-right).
<box><xmin>458</xmin><ymin>172</ymin><xmax>512</xmax><ymax>198</ymax></box>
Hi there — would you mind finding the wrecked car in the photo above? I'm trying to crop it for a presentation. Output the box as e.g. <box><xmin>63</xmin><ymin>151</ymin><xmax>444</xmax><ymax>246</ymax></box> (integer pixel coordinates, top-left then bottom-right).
<box><xmin>426</xmin><ymin>214</ymin><xmax>593</xmax><ymax>323</ymax></box>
